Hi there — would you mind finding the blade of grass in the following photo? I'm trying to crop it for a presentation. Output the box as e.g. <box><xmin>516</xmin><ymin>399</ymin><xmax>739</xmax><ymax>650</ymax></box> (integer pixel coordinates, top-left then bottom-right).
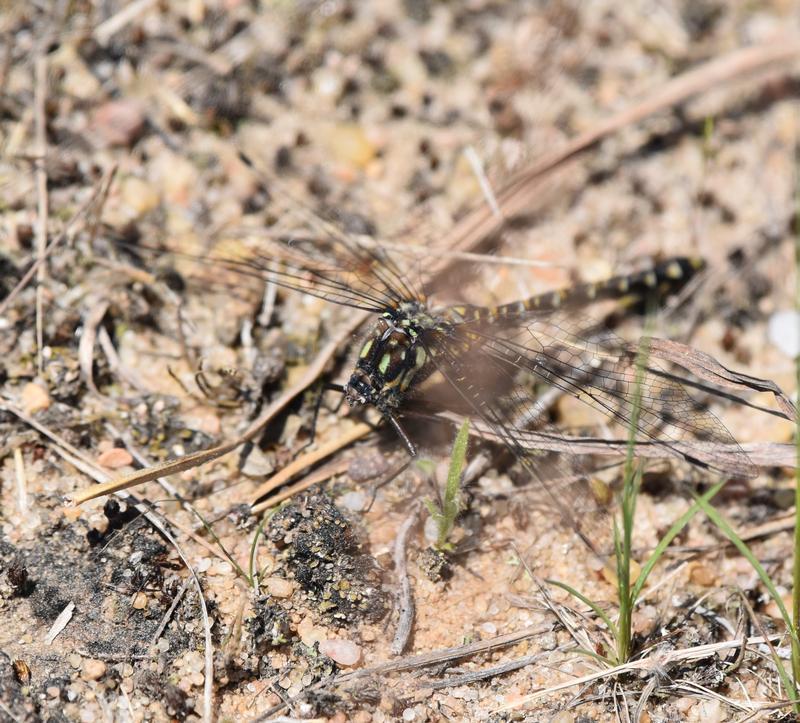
<box><xmin>615</xmin><ymin>313</ymin><xmax>653</xmax><ymax>664</ymax></box>
<box><xmin>191</xmin><ymin>509</ymin><xmax>249</xmax><ymax>582</ymax></box>
<box><xmin>693</xmin><ymin>492</ymin><xmax>800</xmax><ymax>704</ymax></box>
<box><xmin>248</xmin><ymin>514</ymin><xmax>268</xmax><ymax>591</ymax></box>
<box><xmin>547</xmin><ymin>579</ymin><xmax>618</xmax><ymax>643</ymax></box>
<box><xmin>630</xmin><ymin>477</ymin><xmax>727</xmax><ymax>603</ymax></box>
<box><xmin>791</xmin><ymin>142</ymin><xmax>800</xmax><ymax>697</ymax></box>
<box><xmin>425</xmin><ymin>419</ymin><xmax>470</xmax><ymax>551</ymax></box>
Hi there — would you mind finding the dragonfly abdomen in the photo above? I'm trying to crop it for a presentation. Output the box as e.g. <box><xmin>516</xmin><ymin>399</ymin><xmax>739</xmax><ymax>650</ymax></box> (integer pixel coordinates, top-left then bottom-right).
<box><xmin>451</xmin><ymin>256</ymin><xmax>705</xmax><ymax>323</ymax></box>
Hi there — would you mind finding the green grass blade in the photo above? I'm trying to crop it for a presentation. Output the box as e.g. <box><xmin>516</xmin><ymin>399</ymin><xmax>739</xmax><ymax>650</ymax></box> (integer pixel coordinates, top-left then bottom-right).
<box><xmin>426</xmin><ymin>419</ymin><xmax>470</xmax><ymax>551</ymax></box>
<box><xmin>546</xmin><ymin>579</ymin><xmax>618</xmax><ymax>642</ymax></box>
<box><xmin>791</xmin><ymin>149</ymin><xmax>800</xmax><ymax>695</ymax></box>
<box><xmin>694</xmin><ymin>492</ymin><xmax>800</xmax><ymax>703</ymax></box>
<box><xmin>444</xmin><ymin>419</ymin><xmax>470</xmax><ymax>515</ymax></box>
<box><xmin>249</xmin><ymin>514</ymin><xmax>268</xmax><ymax>591</ymax></box>
<box><xmin>631</xmin><ymin>478</ymin><xmax>726</xmax><ymax>603</ymax></box>
<box><xmin>191</xmin><ymin>508</ymin><xmax>249</xmax><ymax>582</ymax></box>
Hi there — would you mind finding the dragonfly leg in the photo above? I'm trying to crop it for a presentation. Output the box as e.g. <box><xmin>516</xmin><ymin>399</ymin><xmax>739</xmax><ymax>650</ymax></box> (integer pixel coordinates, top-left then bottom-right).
<box><xmin>385</xmin><ymin>411</ymin><xmax>417</xmax><ymax>458</ymax></box>
<box><xmin>364</xmin><ymin>457</ymin><xmax>412</xmax><ymax>513</ymax></box>
<box><xmin>363</xmin><ymin>411</ymin><xmax>417</xmax><ymax>512</ymax></box>
<box><xmin>296</xmin><ymin>381</ymin><xmax>347</xmax><ymax>455</ymax></box>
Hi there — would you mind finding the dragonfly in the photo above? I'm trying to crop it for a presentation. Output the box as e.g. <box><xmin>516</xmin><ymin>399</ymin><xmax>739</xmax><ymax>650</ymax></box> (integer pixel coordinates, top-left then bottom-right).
<box><xmin>184</xmin><ymin>195</ymin><xmax>758</xmax><ymax>517</ymax></box>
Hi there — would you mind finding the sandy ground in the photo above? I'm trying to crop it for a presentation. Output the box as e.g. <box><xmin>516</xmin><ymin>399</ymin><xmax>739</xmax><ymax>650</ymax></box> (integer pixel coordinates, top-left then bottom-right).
<box><xmin>1</xmin><ymin>1</ymin><xmax>800</xmax><ymax>721</ymax></box>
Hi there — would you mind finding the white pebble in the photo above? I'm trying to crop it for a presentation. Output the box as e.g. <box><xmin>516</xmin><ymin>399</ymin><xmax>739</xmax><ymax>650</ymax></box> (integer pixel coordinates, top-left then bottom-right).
<box><xmin>768</xmin><ymin>310</ymin><xmax>800</xmax><ymax>358</ymax></box>
<box><xmin>318</xmin><ymin>638</ymin><xmax>361</xmax><ymax>667</ymax></box>
<box><xmin>338</xmin><ymin>491</ymin><xmax>366</xmax><ymax>512</ymax></box>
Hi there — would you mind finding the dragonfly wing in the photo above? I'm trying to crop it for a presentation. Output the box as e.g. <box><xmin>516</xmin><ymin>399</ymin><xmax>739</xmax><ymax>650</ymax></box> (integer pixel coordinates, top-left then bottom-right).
<box><xmin>473</xmin><ymin>310</ymin><xmax>756</xmax><ymax>478</ymax></box>
<box><xmin>423</xmin><ymin>329</ymin><xmax>614</xmax><ymax>554</ymax></box>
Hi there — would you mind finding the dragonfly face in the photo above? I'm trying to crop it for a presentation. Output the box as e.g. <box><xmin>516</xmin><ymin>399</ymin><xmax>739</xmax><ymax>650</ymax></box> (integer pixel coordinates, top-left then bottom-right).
<box><xmin>344</xmin><ymin>309</ymin><xmax>432</xmax><ymax>412</ymax></box>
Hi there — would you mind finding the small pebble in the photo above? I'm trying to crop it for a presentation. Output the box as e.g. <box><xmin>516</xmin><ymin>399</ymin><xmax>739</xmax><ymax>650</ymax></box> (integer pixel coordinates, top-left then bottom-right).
<box><xmin>131</xmin><ymin>592</ymin><xmax>148</xmax><ymax>610</ymax></box>
<box><xmin>120</xmin><ymin>176</ymin><xmax>160</xmax><ymax>217</ymax></box>
<box><xmin>689</xmin><ymin>563</ymin><xmax>716</xmax><ymax>587</ymax></box>
<box><xmin>337</xmin><ymin>491</ymin><xmax>366</xmax><ymax>512</ymax></box>
<box><xmin>296</xmin><ymin>616</ymin><xmax>326</xmax><ymax>646</ymax></box>
<box><xmin>81</xmin><ymin>659</ymin><xmax>106</xmax><ymax>681</ymax></box>
<box><xmin>96</xmin><ymin>448</ymin><xmax>134</xmax><ymax>470</ymax></box>
<box><xmin>768</xmin><ymin>310</ymin><xmax>800</xmax><ymax>358</ymax></box>
<box><xmin>90</xmin><ymin>99</ymin><xmax>146</xmax><ymax>147</ymax></box>
<box><xmin>68</xmin><ymin>654</ymin><xmax>82</xmax><ymax>669</ymax></box>
<box><xmin>318</xmin><ymin>638</ymin><xmax>361</xmax><ymax>667</ymax></box>
<box><xmin>21</xmin><ymin>382</ymin><xmax>51</xmax><ymax>414</ymax></box>
<box><xmin>325</xmin><ymin>124</ymin><xmax>376</xmax><ymax>169</ymax></box>
<box><xmin>265</xmin><ymin>576</ymin><xmax>294</xmax><ymax>598</ymax></box>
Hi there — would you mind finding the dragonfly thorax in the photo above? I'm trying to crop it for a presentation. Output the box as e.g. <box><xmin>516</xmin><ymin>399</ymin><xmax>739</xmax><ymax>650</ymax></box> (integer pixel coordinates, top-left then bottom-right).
<box><xmin>344</xmin><ymin>310</ymin><xmax>433</xmax><ymax>410</ymax></box>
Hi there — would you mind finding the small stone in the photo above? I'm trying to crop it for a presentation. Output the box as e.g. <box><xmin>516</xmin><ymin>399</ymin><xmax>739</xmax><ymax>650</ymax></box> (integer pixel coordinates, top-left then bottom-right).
<box><xmin>768</xmin><ymin>310</ymin><xmax>800</xmax><ymax>358</ymax></box>
<box><xmin>337</xmin><ymin>491</ymin><xmax>366</xmax><ymax>512</ymax></box>
<box><xmin>21</xmin><ymin>382</ymin><xmax>51</xmax><ymax>414</ymax></box>
<box><xmin>318</xmin><ymin>638</ymin><xmax>361</xmax><ymax>667</ymax></box>
<box><xmin>131</xmin><ymin>592</ymin><xmax>148</xmax><ymax>610</ymax></box>
<box><xmin>90</xmin><ymin>99</ymin><xmax>146</xmax><ymax>148</ymax></box>
<box><xmin>96</xmin><ymin>448</ymin><xmax>134</xmax><ymax>470</ymax></box>
<box><xmin>81</xmin><ymin>659</ymin><xmax>106</xmax><ymax>681</ymax></box>
<box><xmin>265</xmin><ymin>577</ymin><xmax>294</xmax><ymax>598</ymax></box>
<box><xmin>312</xmin><ymin>67</ymin><xmax>344</xmax><ymax>100</ymax></box>
<box><xmin>120</xmin><ymin>176</ymin><xmax>160</xmax><ymax>217</ymax></box>
<box><xmin>296</xmin><ymin>616</ymin><xmax>326</xmax><ymax>646</ymax></box>
<box><xmin>689</xmin><ymin>563</ymin><xmax>716</xmax><ymax>587</ymax></box>
<box><xmin>209</xmin><ymin>561</ymin><xmax>233</xmax><ymax>576</ymax></box>
<box><xmin>325</xmin><ymin>124</ymin><xmax>376</xmax><ymax>169</ymax></box>
<box><xmin>601</xmin><ymin>558</ymin><xmax>641</xmax><ymax>586</ymax></box>
<box><xmin>67</xmin><ymin>654</ymin><xmax>82</xmax><ymax>669</ymax></box>
<box><xmin>765</xmin><ymin>593</ymin><xmax>793</xmax><ymax>622</ymax></box>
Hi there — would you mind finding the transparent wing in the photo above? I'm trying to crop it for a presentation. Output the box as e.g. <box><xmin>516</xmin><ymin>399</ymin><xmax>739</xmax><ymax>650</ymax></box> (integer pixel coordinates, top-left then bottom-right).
<box><xmin>433</xmin><ymin>310</ymin><xmax>756</xmax><ymax>479</ymax></box>
<box><xmin>193</xmin><ymin>233</ymin><xmax>418</xmax><ymax>312</ymax></box>
<box><xmin>421</xmin><ymin>327</ymin><xmax>613</xmax><ymax>552</ymax></box>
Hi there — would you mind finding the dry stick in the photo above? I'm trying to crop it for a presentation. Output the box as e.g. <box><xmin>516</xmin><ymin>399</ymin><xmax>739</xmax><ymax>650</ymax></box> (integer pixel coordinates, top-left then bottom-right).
<box><xmin>150</xmin><ymin>576</ymin><xmax>192</xmax><ymax>646</ymax></box>
<box><xmin>419</xmin><ymin>651</ymin><xmax>551</xmax><ymax>691</ymax></box>
<box><xmin>250</xmin><ymin>458</ymin><xmax>350</xmax><ymax>515</ymax></box>
<box><xmin>496</xmin><ymin>635</ymin><xmax>783</xmax><ymax>713</ymax></box>
<box><xmin>248</xmin><ymin>422</ymin><xmax>371</xmax><ymax>504</ymax></box>
<box><xmin>0</xmin><ymin>168</ymin><xmax>114</xmax><ymax>316</ymax></box>
<box><xmin>67</xmin><ymin>313</ymin><xmax>366</xmax><ymax>505</ymax></box>
<box><xmin>96</xmin><ymin>326</ymin><xmax>149</xmax><ymax>392</ymax></box>
<box><xmin>93</xmin><ymin>0</ymin><xmax>159</xmax><ymax>45</ymax></box>
<box><xmin>391</xmin><ymin>501</ymin><xmax>422</xmax><ymax>655</ymax></box>
<box><xmin>79</xmin><ymin>299</ymin><xmax>110</xmax><ymax>396</ymax></box>
<box><xmin>253</xmin><ymin>624</ymin><xmax>554</xmax><ymax>721</ymax></box>
<box><xmin>33</xmin><ymin>54</ymin><xmax>48</xmax><ymax>376</ymax></box>
<box><xmin>440</xmin><ymin>39</ymin><xmax>800</xmax><ymax>262</ymax></box>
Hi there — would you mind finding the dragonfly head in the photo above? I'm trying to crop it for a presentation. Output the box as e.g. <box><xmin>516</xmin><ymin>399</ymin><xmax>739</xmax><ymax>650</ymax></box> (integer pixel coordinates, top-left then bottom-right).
<box><xmin>344</xmin><ymin>313</ymin><xmax>429</xmax><ymax>410</ymax></box>
<box><xmin>344</xmin><ymin>368</ymin><xmax>375</xmax><ymax>407</ymax></box>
